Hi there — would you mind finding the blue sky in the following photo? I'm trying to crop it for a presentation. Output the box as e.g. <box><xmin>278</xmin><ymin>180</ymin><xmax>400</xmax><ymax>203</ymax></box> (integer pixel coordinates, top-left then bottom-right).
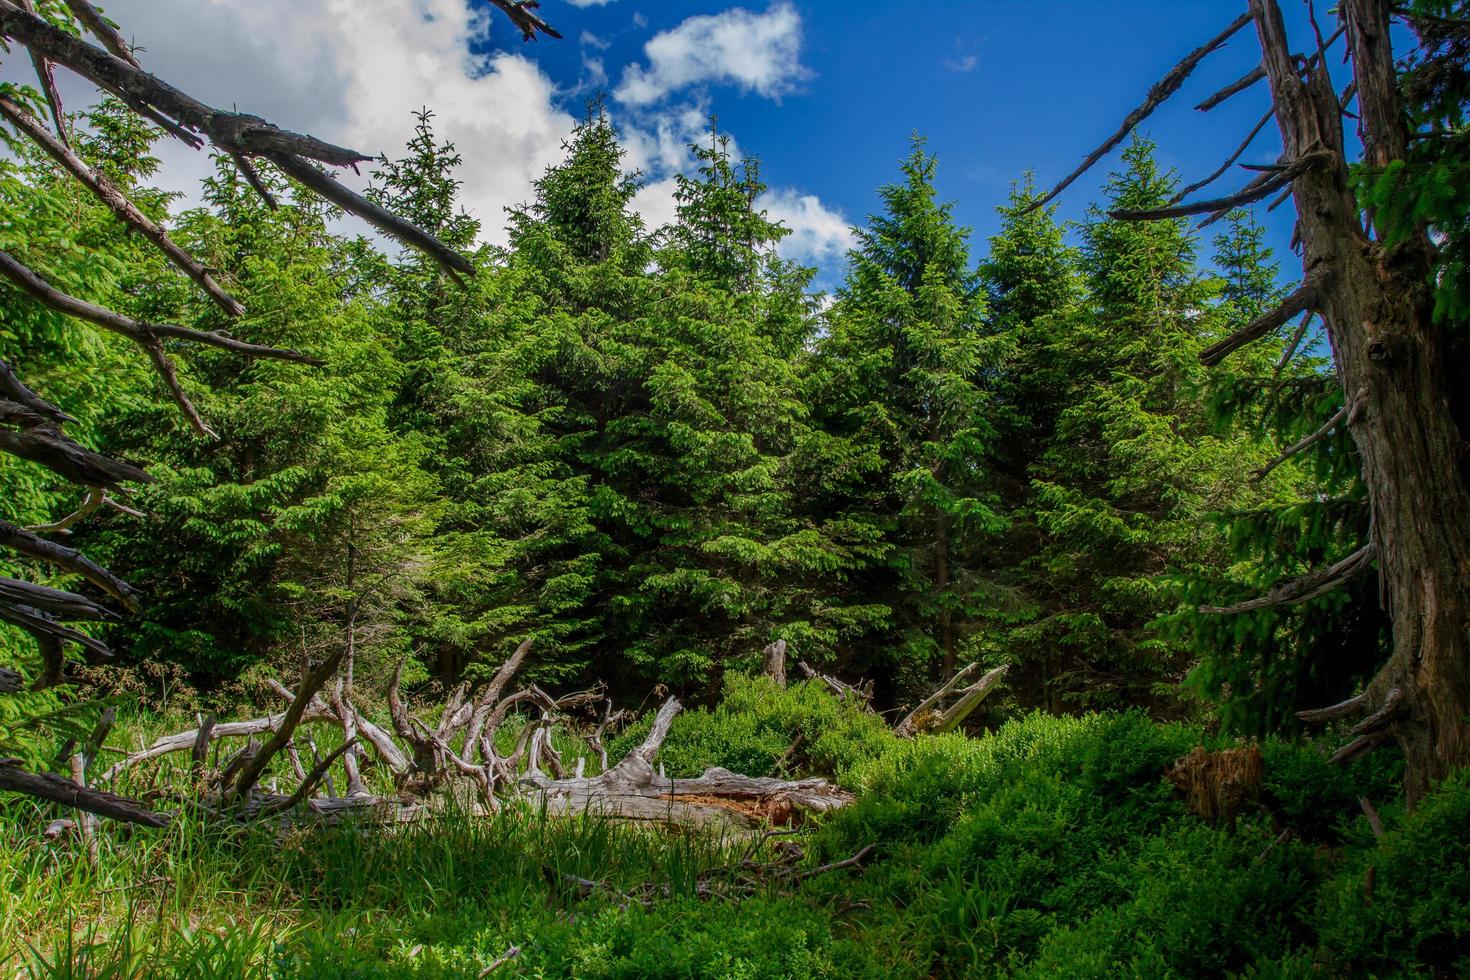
<box><xmin>82</xmin><ymin>0</ymin><xmax>1353</xmax><ymax>291</ymax></box>
<box><xmin>503</xmin><ymin>0</ymin><xmax>1338</xmax><ymax>287</ymax></box>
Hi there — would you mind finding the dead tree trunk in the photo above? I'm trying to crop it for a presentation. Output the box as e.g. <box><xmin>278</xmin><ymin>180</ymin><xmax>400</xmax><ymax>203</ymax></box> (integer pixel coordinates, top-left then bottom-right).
<box><xmin>521</xmin><ymin>699</ymin><xmax>852</xmax><ymax>832</ymax></box>
<box><xmin>1248</xmin><ymin>0</ymin><xmax>1470</xmax><ymax>802</ymax></box>
<box><xmin>762</xmin><ymin>639</ymin><xmax>788</xmax><ymax>688</ymax></box>
<box><xmin>1033</xmin><ymin>0</ymin><xmax>1470</xmax><ymax>803</ymax></box>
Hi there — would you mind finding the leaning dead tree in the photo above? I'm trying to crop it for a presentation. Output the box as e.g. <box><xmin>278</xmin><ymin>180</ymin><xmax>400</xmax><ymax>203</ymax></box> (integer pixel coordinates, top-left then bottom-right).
<box><xmin>0</xmin><ymin>0</ymin><xmax>561</xmax><ymax>818</ymax></box>
<box><xmin>1034</xmin><ymin>0</ymin><xmax>1470</xmax><ymax>801</ymax></box>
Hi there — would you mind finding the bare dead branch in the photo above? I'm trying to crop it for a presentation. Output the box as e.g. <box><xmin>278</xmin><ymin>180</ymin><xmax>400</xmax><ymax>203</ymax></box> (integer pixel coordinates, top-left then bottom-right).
<box><xmin>1200</xmin><ymin>273</ymin><xmax>1324</xmax><ymax>367</ymax></box>
<box><xmin>0</xmin><ymin>758</ymin><xmax>168</xmax><ymax>826</ymax></box>
<box><xmin>0</xmin><ymin>575</ymin><xmax>112</xmax><ymax>621</ymax></box>
<box><xmin>895</xmin><ymin>662</ymin><xmax>980</xmax><ymax>736</ymax></box>
<box><xmin>1350</xmin><ymin>687</ymin><xmax>1404</xmax><ymax>736</ymax></box>
<box><xmin>1329</xmin><ymin>731</ymin><xmax>1392</xmax><ymax>765</ymax></box>
<box><xmin>0</xmin><ymin>4</ymin><xmax>367</xmax><ymax>165</ymax></box>
<box><xmin>1029</xmin><ymin>11</ymin><xmax>1254</xmax><ymax>212</ymax></box>
<box><xmin>1359</xmin><ymin>796</ymin><xmax>1385</xmax><ymax>837</ymax></box>
<box><xmin>59</xmin><ymin>0</ymin><xmax>139</xmax><ymax>67</ymax></box>
<box><xmin>1200</xmin><ymin>543</ymin><xmax>1378</xmax><ymax>615</ymax></box>
<box><xmin>0</xmin><ymin>357</ymin><xmax>71</xmax><ymax>424</ymax></box>
<box><xmin>26</xmin><ymin>488</ymin><xmax>104</xmax><ymax>534</ymax></box>
<box><xmin>0</xmin><ymin>520</ymin><xmax>140</xmax><ymax>609</ymax></box>
<box><xmin>0</xmin><ymin>95</ymin><xmax>245</xmax><ymax>317</ymax></box>
<box><xmin>1253</xmin><ymin>402</ymin><xmax>1350</xmax><ymax>481</ymax></box>
<box><xmin>227</xmin><ymin>149</ymin><xmax>278</xmax><ymax>209</ymax></box>
<box><xmin>485</xmin><ymin>0</ymin><xmax>563</xmax><ymax>41</ymax></box>
<box><xmin>1270</xmin><ymin>309</ymin><xmax>1316</xmax><ymax>385</ymax></box>
<box><xmin>1298</xmin><ymin>692</ymin><xmax>1370</xmax><ymax>724</ymax></box>
<box><xmin>0</xmin><ymin>419</ymin><xmax>151</xmax><ymax>490</ymax></box>
<box><xmin>793</xmin><ymin>844</ymin><xmax>875</xmax><ymax>881</ymax></box>
<box><xmin>1172</xmin><ymin>107</ymin><xmax>1276</xmax><ymax>203</ymax></box>
<box><xmin>256</xmin><ymin>737</ymin><xmax>357</xmax><ymax>817</ymax></box>
<box><xmin>0</xmin><ymin>248</ymin><xmax>319</xmax><ymax>364</ymax></box>
<box><xmin>1113</xmin><ymin>150</ymin><xmax>1332</xmax><ymax>221</ymax></box>
<box><xmin>930</xmin><ymin>666</ymin><xmax>1009</xmax><ymax>733</ymax></box>
<box><xmin>228</xmin><ymin>647</ymin><xmax>347</xmax><ymax>800</ymax></box>
<box><xmin>29</xmin><ymin>51</ymin><xmax>66</xmax><ymax>142</ymax></box>
<box><xmin>1197</xmin><ymin>64</ymin><xmax>1267</xmax><ymax>111</ymax></box>
<box><xmin>144</xmin><ymin>340</ymin><xmax>214</xmax><ymax>438</ymax></box>
<box><xmin>266</xmin><ymin>153</ymin><xmax>474</xmax><ymax>278</ymax></box>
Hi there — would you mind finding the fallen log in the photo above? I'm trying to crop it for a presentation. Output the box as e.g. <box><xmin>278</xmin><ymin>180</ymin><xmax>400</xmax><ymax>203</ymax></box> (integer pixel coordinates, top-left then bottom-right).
<box><xmin>36</xmin><ymin>641</ymin><xmax>858</xmax><ymax>833</ymax></box>
<box><xmin>521</xmin><ymin>699</ymin><xmax>853</xmax><ymax>832</ymax></box>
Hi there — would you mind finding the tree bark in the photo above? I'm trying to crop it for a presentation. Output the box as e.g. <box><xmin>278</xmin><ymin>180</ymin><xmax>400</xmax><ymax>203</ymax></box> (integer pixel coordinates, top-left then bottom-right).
<box><xmin>1253</xmin><ymin>0</ymin><xmax>1470</xmax><ymax>802</ymax></box>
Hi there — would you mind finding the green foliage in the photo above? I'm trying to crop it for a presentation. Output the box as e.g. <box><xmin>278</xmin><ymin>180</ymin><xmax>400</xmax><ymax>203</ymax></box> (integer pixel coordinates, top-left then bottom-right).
<box><xmin>608</xmin><ymin>675</ymin><xmax>893</xmax><ymax>780</ymax></box>
<box><xmin>985</xmin><ymin>140</ymin><xmax>1276</xmax><ymax>716</ymax></box>
<box><xmin>1310</xmin><ymin>767</ymin><xmax>1470</xmax><ymax>976</ymax></box>
<box><xmin>811</xmin><ymin>138</ymin><xmax>1009</xmax><ymax>680</ymax></box>
<box><xmin>3</xmin><ymin>684</ymin><xmax>1467</xmax><ymax>978</ymax></box>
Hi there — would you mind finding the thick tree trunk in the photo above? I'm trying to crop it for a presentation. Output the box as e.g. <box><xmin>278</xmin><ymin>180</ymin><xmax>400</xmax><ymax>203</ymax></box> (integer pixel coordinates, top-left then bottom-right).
<box><xmin>1255</xmin><ymin>0</ymin><xmax>1470</xmax><ymax>801</ymax></box>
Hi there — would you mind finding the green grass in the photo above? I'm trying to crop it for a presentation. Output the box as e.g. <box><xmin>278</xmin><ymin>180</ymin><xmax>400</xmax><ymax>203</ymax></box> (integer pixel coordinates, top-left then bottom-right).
<box><xmin>2</xmin><ymin>679</ymin><xmax>1467</xmax><ymax>978</ymax></box>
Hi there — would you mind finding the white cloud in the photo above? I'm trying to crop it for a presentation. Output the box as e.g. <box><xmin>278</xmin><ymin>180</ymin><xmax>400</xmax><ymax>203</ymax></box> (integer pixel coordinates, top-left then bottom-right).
<box><xmin>630</xmin><ymin>177</ymin><xmax>682</xmax><ymax>234</ymax></box>
<box><xmin>579</xmin><ymin>30</ymin><xmax>610</xmax><ymax>49</ymax></box>
<box><xmin>759</xmin><ymin>188</ymin><xmax>855</xmax><ymax>266</ymax></box>
<box><xmin>5</xmin><ymin>0</ymin><xmax>853</xmax><ymax>280</ymax></box>
<box><xmin>70</xmin><ymin>0</ymin><xmax>578</xmax><ymax>246</ymax></box>
<box><xmin>944</xmin><ymin>54</ymin><xmax>979</xmax><ymax>73</ymax></box>
<box><xmin>581</xmin><ymin>56</ymin><xmax>609</xmax><ymax>90</ymax></box>
<box><xmin>614</xmin><ymin>3</ymin><xmax>808</xmax><ymax>106</ymax></box>
<box><xmin>566</xmin><ymin>0</ymin><xmax>615</xmax><ymax>6</ymax></box>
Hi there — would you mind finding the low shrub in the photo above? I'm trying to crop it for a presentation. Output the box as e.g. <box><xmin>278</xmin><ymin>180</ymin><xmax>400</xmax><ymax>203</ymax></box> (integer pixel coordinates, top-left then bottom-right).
<box><xmin>608</xmin><ymin>674</ymin><xmax>893</xmax><ymax>782</ymax></box>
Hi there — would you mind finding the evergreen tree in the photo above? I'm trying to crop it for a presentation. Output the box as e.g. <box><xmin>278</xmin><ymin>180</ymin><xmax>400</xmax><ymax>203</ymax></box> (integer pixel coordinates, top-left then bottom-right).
<box><xmin>88</xmin><ymin>156</ymin><xmax>437</xmax><ymax>687</ymax></box>
<box><xmin>1171</xmin><ymin>211</ymin><xmax>1384</xmax><ymax>735</ymax></box>
<box><xmin>812</xmin><ymin>138</ymin><xmax>1007</xmax><ymax>687</ymax></box>
<box><xmin>1011</xmin><ymin>139</ymin><xmax>1270</xmax><ymax>713</ymax></box>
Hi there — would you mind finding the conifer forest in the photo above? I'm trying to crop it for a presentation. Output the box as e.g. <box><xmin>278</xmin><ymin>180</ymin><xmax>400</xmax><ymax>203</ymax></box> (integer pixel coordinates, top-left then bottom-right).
<box><xmin>1</xmin><ymin>0</ymin><xmax>1468</xmax><ymax>975</ymax></box>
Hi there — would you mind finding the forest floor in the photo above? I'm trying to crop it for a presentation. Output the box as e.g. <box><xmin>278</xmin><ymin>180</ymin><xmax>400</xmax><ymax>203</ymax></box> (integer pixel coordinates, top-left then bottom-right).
<box><xmin>1</xmin><ymin>676</ymin><xmax>1466</xmax><ymax>978</ymax></box>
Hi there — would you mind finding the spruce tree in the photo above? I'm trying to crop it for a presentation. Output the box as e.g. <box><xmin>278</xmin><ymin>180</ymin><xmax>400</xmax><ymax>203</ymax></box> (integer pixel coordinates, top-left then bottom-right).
<box><xmin>812</xmin><ymin>138</ymin><xmax>1007</xmax><ymax>686</ymax></box>
<box><xmin>1014</xmin><ymin>138</ymin><xmax>1270</xmax><ymax>712</ymax></box>
<box><xmin>1172</xmin><ymin>211</ymin><xmax>1383</xmax><ymax>734</ymax></box>
<box><xmin>88</xmin><ymin>156</ymin><xmax>437</xmax><ymax>686</ymax></box>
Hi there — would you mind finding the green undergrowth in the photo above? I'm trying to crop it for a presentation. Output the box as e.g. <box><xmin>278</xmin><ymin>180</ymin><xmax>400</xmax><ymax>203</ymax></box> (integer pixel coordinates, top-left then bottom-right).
<box><xmin>2</xmin><ymin>678</ymin><xmax>1467</xmax><ymax>977</ymax></box>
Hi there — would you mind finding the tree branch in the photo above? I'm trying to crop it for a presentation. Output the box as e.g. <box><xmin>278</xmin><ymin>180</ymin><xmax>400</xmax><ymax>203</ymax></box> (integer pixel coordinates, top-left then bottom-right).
<box><xmin>1253</xmin><ymin>401</ymin><xmax>1350</xmax><ymax>481</ymax></box>
<box><xmin>1200</xmin><ymin>273</ymin><xmax>1325</xmax><ymax>367</ymax></box>
<box><xmin>0</xmin><ymin>248</ymin><xmax>318</xmax><ymax>364</ymax></box>
<box><xmin>0</xmin><ymin>520</ymin><xmax>140</xmax><ymax>610</ymax></box>
<box><xmin>1029</xmin><ymin>11</ymin><xmax>1254</xmax><ymax>212</ymax></box>
<box><xmin>1199</xmin><ymin>543</ymin><xmax>1377</xmax><ymax>615</ymax></box>
<box><xmin>1113</xmin><ymin>150</ymin><xmax>1332</xmax><ymax>221</ymax></box>
<box><xmin>0</xmin><ymin>575</ymin><xmax>112</xmax><ymax>621</ymax></box>
<box><xmin>256</xmin><ymin>737</ymin><xmax>357</xmax><ymax>817</ymax></box>
<box><xmin>1172</xmin><ymin>108</ymin><xmax>1276</xmax><ymax>204</ymax></box>
<box><xmin>1298</xmin><ymin>692</ymin><xmax>1369</xmax><ymax>723</ymax></box>
<box><xmin>0</xmin><ymin>358</ymin><xmax>71</xmax><ymax>424</ymax></box>
<box><xmin>228</xmin><ymin>648</ymin><xmax>346</xmax><ymax>800</ymax></box>
<box><xmin>0</xmin><ymin>422</ymin><xmax>152</xmax><ymax>491</ymax></box>
<box><xmin>266</xmin><ymin>153</ymin><xmax>473</xmax><ymax>278</ymax></box>
<box><xmin>0</xmin><ymin>3</ymin><xmax>366</xmax><ymax>165</ymax></box>
<box><xmin>0</xmin><ymin>95</ymin><xmax>244</xmax><ymax>317</ymax></box>
<box><xmin>484</xmin><ymin>0</ymin><xmax>563</xmax><ymax>41</ymax></box>
<box><xmin>59</xmin><ymin>0</ymin><xmax>139</xmax><ymax>67</ymax></box>
<box><xmin>0</xmin><ymin>758</ymin><xmax>167</xmax><ymax>826</ymax></box>
<box><xmin>1196</xmin><ymin>64</ymin><xmax>1266</xmax><ymax>112</ymax></box>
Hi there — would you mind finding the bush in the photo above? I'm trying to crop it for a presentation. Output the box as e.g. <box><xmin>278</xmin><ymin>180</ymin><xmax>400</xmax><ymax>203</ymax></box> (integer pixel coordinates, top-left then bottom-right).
<box><xmin>1311</xmin><ymin>767</ymin><xmax>1470</xmax><ymax>977</ymax></box>
<box><xmin>608</xmin><ymin>675</ymin><xmax>894</xmax><ymax>782</ymax></box>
